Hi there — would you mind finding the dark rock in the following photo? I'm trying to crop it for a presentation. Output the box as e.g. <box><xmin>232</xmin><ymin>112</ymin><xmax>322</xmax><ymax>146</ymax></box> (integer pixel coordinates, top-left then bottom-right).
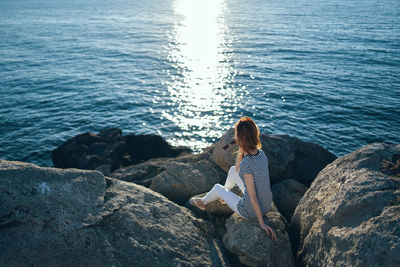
<box><xmin>0</xmin><ymin>159</ymin><xmax>229</xmax><ymax>266</ymax></box>
<box><xmin>213</xmin><ymin>129</ymin><xmax>295</xmax><ymax>182</ymax></box>
<box><xmin>95</xmin><ymin>164</ymin><xmax>111</xmax><ymax>176</ymax></box>
<box><xmin>51</xmin><ymin>128</ymin><xmax>191</xmax><ymax>172</ymax></box>
<box><xmin>98</xmin><ymin>127</ymin><xmax>123</xmax><ymax>142</ymax></box>
<box><xmin>75</xmin><ymin>132</ymin><xmax>102</xmax><ymax>146</ymax></box>
<box><xmin>259</xmin><ymin>135</ymin><xmax>296</xmax><ymax>184</ymax></box>
<box><xmin>212</xmin><ymin>128</ymin><xmax>336</xmax><ymax>186</ymax></box>
<box><xmin>87</xmin><ymin>141</ymin><xmax>108</xmax><ymax>156</ymax></box>
<box><xmin>290</xmin><ymin>143</ymin><xmax>400</xmax><ymax>267</ymax></box>
<box><xmin>275</xmin><ymin>135</ymin><xmax>337</xmax><ymax>186</ymax></box>
<box><xmin>86</xmin><ymin>154</ymin><xmax>105</xmax><ymax>170</ymax></box>
<box><xmin>52</xmin><ymin>141</ymin><xmax>88</xmax><ymax>169</ymax></box>
<box><xmin>271</xmin><ymin>179</ymin><xmax>308</xmax><ymax>222</ymax></box>
<box><xmin>125</xmin><ymin>134</ymin><xmax>188</xmax><ymax>162</ymax></box>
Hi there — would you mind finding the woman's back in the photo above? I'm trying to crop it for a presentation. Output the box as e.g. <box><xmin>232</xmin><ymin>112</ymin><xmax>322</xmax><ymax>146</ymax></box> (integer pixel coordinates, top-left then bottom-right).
<box><xmin>237</xmin><ymin>149</ymin><xmax>273</xmax><ymax>219</ymax></box>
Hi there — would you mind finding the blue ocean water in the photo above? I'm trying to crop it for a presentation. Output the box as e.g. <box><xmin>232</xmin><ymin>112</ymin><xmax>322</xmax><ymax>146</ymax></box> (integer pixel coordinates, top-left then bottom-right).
<box><xmin>1</xmin><ymin>0</ymin><xmax>399</xmax><ymax>167</ymax></box>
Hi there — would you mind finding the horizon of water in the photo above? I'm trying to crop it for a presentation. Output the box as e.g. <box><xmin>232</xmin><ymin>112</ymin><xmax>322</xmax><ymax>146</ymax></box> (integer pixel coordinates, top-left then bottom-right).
<box><xmin>0</xmin><ymin>0</ymin><xmax>399</xmax><ymax>167</ymax></box>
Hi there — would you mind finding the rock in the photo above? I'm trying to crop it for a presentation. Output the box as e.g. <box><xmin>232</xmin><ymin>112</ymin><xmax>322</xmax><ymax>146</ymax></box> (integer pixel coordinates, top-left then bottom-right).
<box><xmin>222</xmin><ymin>203</ymin><xmax>295</xmax><ymax>267</ymax></box>
<box><xmin>212</xmin><ymin>129</ymin><xmax>295</xmax><ymax>182</ymax></box>
<box><xmin>271</xmin><ymin>179</ymin><xmax>308</xmax><ymax>222</ymax></box>
<box><xmin>111</xmin><ymin>148</ymin><xmax>227</xmax><ymax>205</ymax></box>
<box><xmin>95</xmin><ymin>164</ymin><xmax>111</xmax><ymax>176</ymax></box>
<box><xmin>51</xmin><ymin>128</ymin><xmax>191</xmax><ymax>172</ymax></box>
<box><xmin>111</xmin><ymin>157</ymin><xmax>170</xmax><ymax>187</ymax></box>
<box><xmin>125</xmin><ymin>134</ymin><xmax>189</xmax><ymax>162</ymax></box>
<box><xmin>258</xmin><ymin>134</ymin><xmax>296</xmax><ymax>184</ymax></box>
<box><xmin>290</xmin><ymin>143</ymin><xmax>400</xmax><ymax>267</ymax></box>
<box><xmin>98</xmin><ymin>127</ymin><xmax>123</xmax><ymax>142</ymax></box>
<box><xmin>0</xmin><ymin>159</ymin><xmax>229</xmax><ymax>266</ymax></box>
<box><xmin>212</xmin><ymin>128</ymin><xmax>336</xmax><ymax>185</ymax></box>
<box><xmin>75</xmin><ymin>132</ymin><xmax>102</xmax><ymax>145</ymax></box>
<box><xmin>184</xmin><ymin>187</ymin><xmax>246</xmax><ymax>239</ymax></box>
<box><xmin>212</xmin><ymin>128</ymin><xmax>237</xmax><ymax>172</ymax></box>
<box><xmin>274</xmin><ymin>135</ymin><xmax>337</xmax><ymax>186</ymax></box>
<box><xmin>150</xmin><ymin>159</ymin><xmax>222</xmax><ymax>204</ymax></box>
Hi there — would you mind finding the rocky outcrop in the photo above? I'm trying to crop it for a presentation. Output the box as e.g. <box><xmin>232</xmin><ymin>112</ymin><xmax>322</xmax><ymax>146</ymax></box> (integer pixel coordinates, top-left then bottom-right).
<box><xmin>223</xmin><ymin>203</ymin><xmax>295</xmax><ymax>267</ymax></box>
<box><xmin>51</xmin><ymin>128</ymin><xmax>191</xmax><ymax>172</ymax></box>
<box><xmin>111</xmin><ymin>147</ymin><xmax>227</xmax><ymax>205</ymax></box>
<box><xmin>271</xmin><ymin>179</ymin><xmax>308</xmax><ymax>222</ymax></box>
<box><xmin>213</xmin><ymin>128</ymin><xmax>336</xmax><ymax>186</ymax></box>
<box><xmin>275</xmin><ymin>135</ymin><xmax>337</xmax><ymax>186</ymax></box>
<box><xmin>0</xmin><ymin>159</ymin><xmax>229</xmax><ymax>266</ymax></box>
<box><xmin>149</xmin><ymin>159</ymin><xmax>222</xmax><ymax>204</ymax></box>
<box><xmin>291</xmin><ymin>143</ymin><xmax>400</xmax><ymax>267</ymax></box>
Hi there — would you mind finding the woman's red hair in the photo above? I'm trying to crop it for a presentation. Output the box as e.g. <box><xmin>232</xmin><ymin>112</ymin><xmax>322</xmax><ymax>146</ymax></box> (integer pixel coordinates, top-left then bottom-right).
<box><xmin>235</xmin><ymin>117</ymin><xmax>261</xmax><ymax>159</ymax></box>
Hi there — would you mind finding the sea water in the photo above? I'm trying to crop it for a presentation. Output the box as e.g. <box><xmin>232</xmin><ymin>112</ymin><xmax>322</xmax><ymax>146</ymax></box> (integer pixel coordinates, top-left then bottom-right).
<box><xmin>0</xmin><ymin>0</ymin><xmax>399</xmax><ymax>167</ymax></box>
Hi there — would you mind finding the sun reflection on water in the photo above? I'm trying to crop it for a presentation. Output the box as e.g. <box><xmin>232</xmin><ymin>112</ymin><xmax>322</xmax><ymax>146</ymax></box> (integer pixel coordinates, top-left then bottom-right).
<box><xmin>163</xmin><ymin>0</ymin><xmax>237</xmax><ymax>151</ymax></box>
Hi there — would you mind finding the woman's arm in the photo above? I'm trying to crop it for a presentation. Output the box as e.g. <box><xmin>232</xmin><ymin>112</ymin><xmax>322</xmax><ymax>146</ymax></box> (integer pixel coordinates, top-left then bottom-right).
<box><xmin>243</xmin><ymin>173</ymin><xmax>277</xmax><ymax>240</ymax></box>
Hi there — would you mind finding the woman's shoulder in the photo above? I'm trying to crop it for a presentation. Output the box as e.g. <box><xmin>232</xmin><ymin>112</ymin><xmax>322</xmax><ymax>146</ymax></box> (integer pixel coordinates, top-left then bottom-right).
<box><xmin>240</xmin><ymin>155</ymin><xmax>251</xmax><ymax>165</ymax></box>
<box><xmin>250</xmin><ymin>149</ymin><xmax>268</xmax><ymax>165</ymax></box>
<box><xmin>244</xmin><ymin>148</ymin><xmax>264</xmax><ymax>158</ymax></box>
<box><xmin>259</xmin><ymin>149</ymin><xmax>268</xmax><ymax>160</ymax></box>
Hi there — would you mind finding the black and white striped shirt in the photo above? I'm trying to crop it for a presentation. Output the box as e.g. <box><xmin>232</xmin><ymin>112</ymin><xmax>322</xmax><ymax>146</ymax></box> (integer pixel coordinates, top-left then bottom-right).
<box><xmin>237</xmin><ymin>148</ymin><xmax>273</xmax><ymax>219</ymax></box>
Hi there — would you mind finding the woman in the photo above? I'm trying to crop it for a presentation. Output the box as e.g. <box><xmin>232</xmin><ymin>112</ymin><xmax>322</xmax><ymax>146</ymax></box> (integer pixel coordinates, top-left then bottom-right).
<box><xmin>190</xmin><ymin>117</ymin><xmax>276</xmax><ymax>240</ymax></box>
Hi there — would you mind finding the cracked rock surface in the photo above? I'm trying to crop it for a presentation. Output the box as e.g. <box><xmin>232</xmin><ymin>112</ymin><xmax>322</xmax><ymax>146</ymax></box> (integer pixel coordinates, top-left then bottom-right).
<box><xmin>222</xmin><ymin>203</ymin><xmax>295</xmax><ymax>267</ymax></box>
<box><xmin>0</xmin><ymin>159</ymin><xmax>228</xmax><ymax>266</ymax></box>
<box><xmin>111</xmin><ymin>147</ymin><xmax>226</xmax><ymax>205</ymax></box>
<box><xmin>291</xmin><ymin>143</ymin><xmax>400</xmax><ymax>267</ymax></box>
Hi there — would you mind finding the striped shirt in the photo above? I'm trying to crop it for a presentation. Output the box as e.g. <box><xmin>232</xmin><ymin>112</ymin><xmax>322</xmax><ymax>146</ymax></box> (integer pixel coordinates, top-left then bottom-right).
<box><xmin>237</xmin><ymin>148</ymin><xmax>273</xmax><ymax>219</ymax></box>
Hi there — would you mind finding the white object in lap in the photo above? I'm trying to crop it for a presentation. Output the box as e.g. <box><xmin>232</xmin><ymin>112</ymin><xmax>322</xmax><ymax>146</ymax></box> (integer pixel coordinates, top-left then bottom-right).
<box><xmin>201</xmin><ymin>166</ymin><xmax>245</xmax><ymax>218</ymax></box>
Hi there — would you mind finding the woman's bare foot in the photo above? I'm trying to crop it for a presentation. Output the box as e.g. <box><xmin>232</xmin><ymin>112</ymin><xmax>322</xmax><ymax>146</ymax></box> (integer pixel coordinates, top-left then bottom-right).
<box><xmin>190</xmin><ymin>198</ymin><xmax>206</xmax><ymax>210</ymax></box>
<box><xmin>218</xmin><ymin>198</ymin><xmax>226</xmax><ymax>204</ymax></box>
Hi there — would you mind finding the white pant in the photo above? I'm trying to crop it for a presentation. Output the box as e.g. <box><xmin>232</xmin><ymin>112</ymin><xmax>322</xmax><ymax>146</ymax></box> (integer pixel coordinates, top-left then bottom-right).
<box><xmin>201</xmin><ymin>166</ymin><xmax>246</xmax><ymax>218</ymax></box>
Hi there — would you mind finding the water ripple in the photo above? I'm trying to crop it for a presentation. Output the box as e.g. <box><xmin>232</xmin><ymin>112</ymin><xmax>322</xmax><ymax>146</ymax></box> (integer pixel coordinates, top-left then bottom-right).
<box><xmin>0</xmin><ymin>0</ymin><xmax>399</xmax><ymax>167</ymax></box>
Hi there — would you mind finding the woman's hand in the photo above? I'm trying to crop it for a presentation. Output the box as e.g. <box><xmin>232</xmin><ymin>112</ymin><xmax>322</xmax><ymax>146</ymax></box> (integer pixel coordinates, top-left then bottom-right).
<box><xmin>260</xmin><ymin>223</ymin><xmax>277</xmax><ymax>241</ymax></box>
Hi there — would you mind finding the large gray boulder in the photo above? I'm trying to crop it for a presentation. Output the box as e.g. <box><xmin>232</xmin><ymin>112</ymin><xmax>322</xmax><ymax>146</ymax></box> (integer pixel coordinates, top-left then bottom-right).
<box><xmin>271</xmin><ymin>179</ymin><xmax>308</xmax><ymax>222</ymax></box>
<box><xmin>111</xmin><ymin>156</ymin><xmax>176</xmax><ymax>187</ymax></box>
<box><xmin>0</xmin><ymin>159</ymin><xmax>229</xmax><ymax>266</ymax></box>
<box><xmin>149</xmin><ymin>159</ymin><xmax>222</xmax><ymax>204</ymax></box>
<box><xmin>291</xmin><ymin>143</ymin><xmax>400</xmax><ymax>267</ymax></box>
<box><xmin>222</xmin><ymin>203</ymin><xmax>295</xmax><ymax>267</ymax></box>
<box><xmin>212</xmin><ymin>129</ymin><xmax>336</xmax><ymax>186</ymax></box>
<box><xmin>112</xmin><ymin>149</ymin><xmax>226</xmax><ymax>205</ymax></box>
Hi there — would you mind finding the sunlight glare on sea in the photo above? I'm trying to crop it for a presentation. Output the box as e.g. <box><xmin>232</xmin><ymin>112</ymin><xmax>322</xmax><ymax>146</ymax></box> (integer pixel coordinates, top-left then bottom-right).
<box><xmin>0</xmin><ymin>0</ymin><xmax>399</xmax><ymax>166</ymax></box>
<box><xmin>163</xmin><ymin>0</ymin><xmax>238</xmax><ymax>149</ymax></box>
